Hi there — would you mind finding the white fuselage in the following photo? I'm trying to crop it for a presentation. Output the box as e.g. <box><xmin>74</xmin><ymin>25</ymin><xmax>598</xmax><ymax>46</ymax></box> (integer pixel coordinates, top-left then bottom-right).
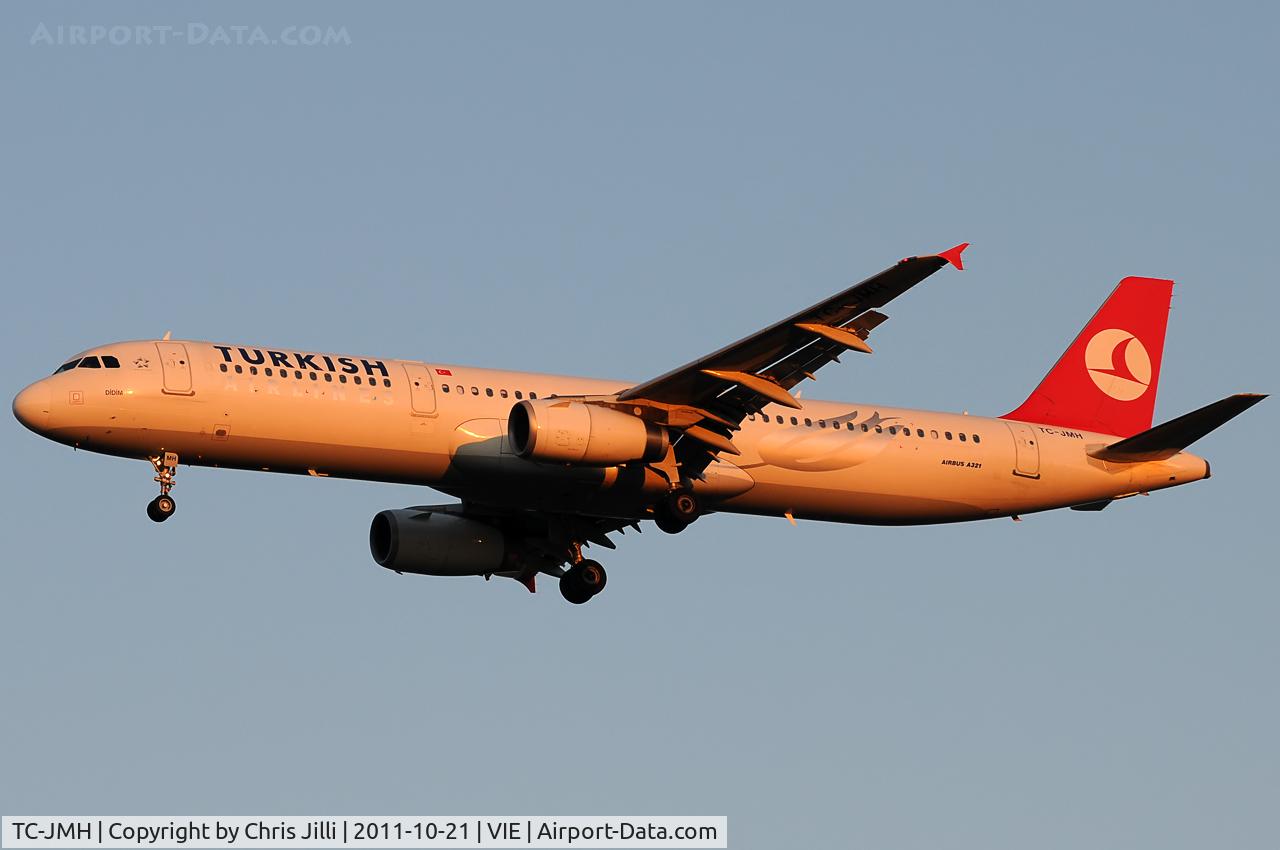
<box><xmin>14</xmin><ymin>339</ymin><xmax>1211</xmax><ymax>524</ymax></box>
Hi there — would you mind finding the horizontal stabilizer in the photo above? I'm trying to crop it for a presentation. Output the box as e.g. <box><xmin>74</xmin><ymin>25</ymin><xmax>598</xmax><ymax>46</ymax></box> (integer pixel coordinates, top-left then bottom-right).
<box><xmin>1088</xmin><ymin>393</ymin><xmax>1266</xmax><ymax>463</ymax></box>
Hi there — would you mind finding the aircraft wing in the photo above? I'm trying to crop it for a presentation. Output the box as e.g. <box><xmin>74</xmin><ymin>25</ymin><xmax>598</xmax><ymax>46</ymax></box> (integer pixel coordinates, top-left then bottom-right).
<box><xmin>614</xmin><ymin>244</ymin><xmax>967</xmax><ymax>469</ymax></box>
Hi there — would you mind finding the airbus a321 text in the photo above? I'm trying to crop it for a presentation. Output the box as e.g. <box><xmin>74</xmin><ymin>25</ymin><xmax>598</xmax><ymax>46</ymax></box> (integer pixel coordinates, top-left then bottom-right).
<box><xmin>13</xmin><ymin>245</ymin><xmax>1264</xmax><ymax>603</ymax></box>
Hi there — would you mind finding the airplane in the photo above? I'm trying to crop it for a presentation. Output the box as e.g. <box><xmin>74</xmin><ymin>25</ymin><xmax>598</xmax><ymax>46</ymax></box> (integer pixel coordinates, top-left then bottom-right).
<box><xmin>11</xmin><ymin>244</ymin><xmax>1265</xmax><ymax>604</ymax></box>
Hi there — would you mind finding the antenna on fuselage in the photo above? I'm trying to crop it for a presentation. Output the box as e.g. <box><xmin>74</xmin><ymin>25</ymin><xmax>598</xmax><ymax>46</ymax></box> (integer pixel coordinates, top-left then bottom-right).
<box><xmin>162</xmin><ymin>331</ymin><xmax>172</xmax><ymax>341</ymax></box>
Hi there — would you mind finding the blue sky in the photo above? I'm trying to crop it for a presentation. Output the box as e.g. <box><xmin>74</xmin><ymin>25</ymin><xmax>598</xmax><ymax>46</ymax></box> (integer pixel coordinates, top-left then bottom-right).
<box><xmin>1</xmin><ymin>3</ymin><xmax>1275</xmax><ymax>848</ymax></box>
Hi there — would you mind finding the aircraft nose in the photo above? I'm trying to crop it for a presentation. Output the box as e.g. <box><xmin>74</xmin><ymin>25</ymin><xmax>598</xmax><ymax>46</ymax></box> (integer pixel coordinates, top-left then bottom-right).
<box><xmin>13</xmin><ymin>381</ymin><xmax>51</xmax><ymax>433</ymax></box>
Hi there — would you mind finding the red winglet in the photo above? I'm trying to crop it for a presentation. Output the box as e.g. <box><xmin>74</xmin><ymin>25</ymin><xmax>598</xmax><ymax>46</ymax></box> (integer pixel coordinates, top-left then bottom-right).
<box><xmin>518</xmin><ymin>573</ymin><xmax>536</xmax><ymax>593</ymax></box>
<box><xmin>937</xmin><ymin>242</ymin><xmax>969</xmax><ymax>270</ymax></box>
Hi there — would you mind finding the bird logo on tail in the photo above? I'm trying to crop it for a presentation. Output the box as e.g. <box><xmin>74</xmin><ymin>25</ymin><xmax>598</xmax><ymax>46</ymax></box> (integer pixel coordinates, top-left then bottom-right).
<box><xmin>1085</xmin><ymin>328</ymin><xmax>1151</xmax><ymax>401</ymax></box>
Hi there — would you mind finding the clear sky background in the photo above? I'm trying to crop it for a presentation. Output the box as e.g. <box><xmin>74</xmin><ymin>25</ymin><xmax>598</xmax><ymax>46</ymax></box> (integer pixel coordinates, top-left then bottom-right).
<box><xmin>1</xmin><ymin>2</ymin><xmax>1276</xmax><ymax>848</ymax></box>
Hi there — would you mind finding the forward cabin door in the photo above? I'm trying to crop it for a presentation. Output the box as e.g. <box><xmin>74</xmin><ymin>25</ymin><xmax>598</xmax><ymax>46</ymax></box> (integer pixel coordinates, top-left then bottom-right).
<box><xmin>402</xmin><ymin>363</ymin><xmax>438</xmax><ymax>415</ymax></box>
<box><xmin>1006</xmin><ymin>421</ymin><xmax>1041</xmax><ymax>478</ymax></box>
<box><xmin>156</xmin><ymin>342</ymin><xmax>194</xmax><ymax>396</ymax></box>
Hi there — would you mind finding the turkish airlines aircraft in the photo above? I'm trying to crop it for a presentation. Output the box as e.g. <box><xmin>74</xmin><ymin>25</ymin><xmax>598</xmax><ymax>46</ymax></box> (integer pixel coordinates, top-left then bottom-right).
<box><xmin>12</xmin><ymin>245</ymin><xmax>1264</xmax><ymax>603</ymax></box>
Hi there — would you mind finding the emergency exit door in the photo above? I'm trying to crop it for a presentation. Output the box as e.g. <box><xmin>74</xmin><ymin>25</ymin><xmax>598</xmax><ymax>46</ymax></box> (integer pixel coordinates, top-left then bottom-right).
<box><xmin>402</xmin><ymin>363</ymin><xmax>438</xmax><ymax>415</ymax></box>
<box><xmin>155</xmin><ymin>342</ymin><xmax>194</xmax><ymax>396</ymax></box>
<box><xmin>1006</xmin><ymin>421</ymin><xmax>1041</xmax><ymax>479</ymax></box>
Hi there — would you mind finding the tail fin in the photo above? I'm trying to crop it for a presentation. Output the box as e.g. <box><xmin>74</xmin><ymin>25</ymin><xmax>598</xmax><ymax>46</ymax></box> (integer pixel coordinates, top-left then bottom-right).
<box><xmin>1003</xmin><ymin>276</ymin><xmax>1174</xmax><ymax>437</ymax></box>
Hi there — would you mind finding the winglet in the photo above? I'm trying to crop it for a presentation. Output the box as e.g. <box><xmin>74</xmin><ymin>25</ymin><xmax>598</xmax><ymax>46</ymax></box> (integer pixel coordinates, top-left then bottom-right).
<box><xmin>937</xmin><ymin>243</ymin><xmax>969</xmax><ymax>270</ymax></box>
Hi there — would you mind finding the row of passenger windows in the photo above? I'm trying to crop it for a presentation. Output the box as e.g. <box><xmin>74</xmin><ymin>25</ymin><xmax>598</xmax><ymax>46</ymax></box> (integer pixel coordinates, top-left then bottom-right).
<box><xmin>219</xmin><ymin>363</ymin><xmax>545</xmax><ymax>398</ymax></box>
<box><xmin>747</xmin><ymin>412</ymin><xmax>981</xmax><ymax>443</ymax></box>
<box><xmin>216</xmin><ymin>359</ymin><xmax>976</xmax><ymax>443</ymax></box>
<box><xmin>219</xmin><ymin>362</ymin><xmax>392</xmax><ymax>387</ymax></box>
<box><xmin>54</xmin><ymin>355</ymin><xmax>121</xmax><ymax>373</ymax></box>
<box><xmin>441</xmin><ymin>384</ymin><xmax>538</xmax><ymax>400</ymax></box>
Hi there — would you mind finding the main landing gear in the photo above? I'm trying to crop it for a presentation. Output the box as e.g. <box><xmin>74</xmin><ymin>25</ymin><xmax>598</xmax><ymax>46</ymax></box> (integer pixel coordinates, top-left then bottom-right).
<box><xmin>146</xmin><ymin>451</ymin><xmax>179</xmax><ymax>523</ymax></box>
<box><xmin>653</xmin><ymin>489</ymin><xmax>701</xmax><ymax>534</ymax></box>
<box><xmin>559</xmin><ymin>558</ymin><xmax>607</xmax><ymax>605</ymax></box>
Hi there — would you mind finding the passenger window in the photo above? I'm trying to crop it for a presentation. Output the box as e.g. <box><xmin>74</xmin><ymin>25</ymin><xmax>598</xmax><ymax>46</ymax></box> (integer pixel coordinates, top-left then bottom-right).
<box><xmin>917</xmin><ymin>428</ymin><xmax>924</xmax><ymax>438</ymax></box>
<box><xmin>945</xmin><ymin>431</ymin><xmax>953</xmax><ymax>440</ymax></box>
<box><xmin>530</xmin><ymin>392</ymin><xmax>538</xmax><ymax>399</ymax></box>
<box><xmin>250</xmin><ymin>366</ymin><xmax>259</xmax><ymax>375</ymax></box>
<box><xmin>486</xmin><ymin>388</ymin><xmax>494</xmax><ymax>397</ymax></box>
<box><xmin>959</xmin><ymin>433</ymin><xmax>967</xmax><ymax>442</ymax></box>
<box><xmin>354</xmin><ymin>376</ymin><xmax>362</xmax><ymax>385</ymax></box>
<box><xmin>309</xmin><ymin>372</ymin><xmax>317</xmax><ymax>381</ymax></box>
<box><xmin>295</xmin><ymin>370</ymin><xmax>303</xmax><ymax>380</ymax></box>
<box><xmin>500</xmin><ymin>389</ymin><xmax>508</xmax><ymax>399</ymax></box>
<box><xmin>471</xmin><ymin>387</ymin><xmax>479</xmax><ymax>395</ymax></box>
<box><xmin>846</xmin><ymin>422</ymin><xmax>854</xmax><ymax>430</ymax></box>
<box><xmin>235</xmin><ymin>365</ymin><xmax>243</xmax><ymax>374</ymax></box>
<box><xmin>776</xmin><ymin>415</ymin><xmax>783</xmax><ymax>424</ymax></box>
<box><xmin>442</xmin><ymin>384</ymin><xmax>450</xmax><ymax>393</ymax></box>
<box><xmin>339</xmin><ymin>374</ymin><xmax>347</xmax><ymax>384</ymax></box>
<box><xmin>875</xmin><ymin>426</ymin><xmax>883</xmax><ymax>433</ymax></box>
<box><xmin>515</xmin><ymin>390</ymin><xmax>523</xmax><ymax>399</ymax></box>
<box><xmin>102</xmin><ymin>356</ymin><xmax>121</xmax><ymax>368</ymax></box>
<box><xmin>804</xmin><ymin>418</ymin><xmax>812</xmax><ymax>427</ymax></box>
<box><xmin>220</xmin><ymin>363</ymin><xmax>228</xmax><ymax>373</ymax></box>
<box><xmin>324</xmin><ymin>373</ymin><xmax>332</xmax><ymax>382</ymax></box>
<box><xmin>973</xmin><ymin>434</ymin><xmax>981</xmax><ymax>444</ymax></box>
<box><xmin>383</xmin><ymin>379</ymin><xmax>391</xmax><ymax>387</ymax></box>
<box><xmin>80</xmin><ymin>356</ymin><xmax>101</xmax><ymax>368</ymax></box>
<box><xmin>818</xmin><ymin>420</ymin><xmax>826</xmax><ymax>428</ymax></box>
<box><xmin>861</xmin><ymin>424</ymin><xmax>869</xmax><ymax>432</ymax></box>
<box><xmin>931</xmin><ymin>430</ymin><xmax>939</xmax><ymax>439</ymax></box>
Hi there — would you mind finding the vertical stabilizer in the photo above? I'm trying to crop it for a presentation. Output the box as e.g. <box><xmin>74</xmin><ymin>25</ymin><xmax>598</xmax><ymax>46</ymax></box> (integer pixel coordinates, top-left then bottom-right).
<box><xmin>1003</xmin><ymin>277</ymin><xmax>1173</xmax><ymax>437</ymax></box>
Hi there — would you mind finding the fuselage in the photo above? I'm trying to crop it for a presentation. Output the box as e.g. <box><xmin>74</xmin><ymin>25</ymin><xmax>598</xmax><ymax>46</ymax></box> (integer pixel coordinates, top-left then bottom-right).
<box><xmin>12</xmin><ymin>339</ymin><xmax>1211</xmax><ymax>524</ymax></box>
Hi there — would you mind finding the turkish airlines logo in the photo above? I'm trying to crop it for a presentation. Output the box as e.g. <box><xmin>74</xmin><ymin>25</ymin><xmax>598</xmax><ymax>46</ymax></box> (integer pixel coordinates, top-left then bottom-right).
<box><xmin>1085</xmin><ymin>328</ymin><xmax>1151</xmax><ymax>401</ymax></box>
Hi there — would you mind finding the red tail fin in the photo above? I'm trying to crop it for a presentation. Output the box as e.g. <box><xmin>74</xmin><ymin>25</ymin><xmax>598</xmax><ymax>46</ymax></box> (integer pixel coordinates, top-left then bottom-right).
<box><xmin>1003</xmin><ymin>277</ymin><xmax>1174</xmax><ymax>437</ymax></box>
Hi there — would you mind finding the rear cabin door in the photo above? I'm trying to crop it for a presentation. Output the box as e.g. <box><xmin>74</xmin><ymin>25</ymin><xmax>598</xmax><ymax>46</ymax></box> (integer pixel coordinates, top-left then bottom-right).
<box><xmin>156</xmin><ymin>342</ymin><xmax>194</xmax><ymax>395</ymax></box>
<box><xmin>1006</xmin><ymin>421</ymin><xmax>1041</xmax><ymax>478</ymax></box>
<box><xmin>402</xmin><ymin>363</ymin><xmax>438</xmax><ymax>415</ymax></box>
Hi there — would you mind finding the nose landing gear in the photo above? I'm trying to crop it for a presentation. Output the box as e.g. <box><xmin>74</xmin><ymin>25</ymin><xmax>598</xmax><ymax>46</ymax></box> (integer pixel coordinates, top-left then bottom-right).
<box><xmin>146</xmin><ymin>452</ymin><xmax>179</xmax><ymax>523</ymax></box>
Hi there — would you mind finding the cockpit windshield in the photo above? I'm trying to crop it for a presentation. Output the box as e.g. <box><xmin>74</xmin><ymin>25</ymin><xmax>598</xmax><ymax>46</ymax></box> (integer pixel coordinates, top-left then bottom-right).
<box><xmin>52</xmin><ymin>355</ymin><xmax>122</xmax><ymax>374</ymax></box>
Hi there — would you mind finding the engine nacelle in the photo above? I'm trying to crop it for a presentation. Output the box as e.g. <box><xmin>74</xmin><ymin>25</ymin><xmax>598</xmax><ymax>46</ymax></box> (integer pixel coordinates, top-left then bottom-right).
<box><xmin>507</xmin><ymin>399</ymin><xmax>668</xmax><ymax>465</ymax></box>
<box><xmin>369</xmin><ymin>509</ymin><xmax>506</xmax><ymax>576</ymax></box>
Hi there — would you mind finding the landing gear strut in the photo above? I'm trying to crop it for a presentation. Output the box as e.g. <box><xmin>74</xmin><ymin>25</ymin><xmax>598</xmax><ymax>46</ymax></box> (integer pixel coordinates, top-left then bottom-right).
<box><xmin>654</xmin><ymin>489</ymin><xmax>701</xmax><ymax>534</ymax></box>
<box><xmin>560</xmin><ymin>559</ymin><xmax>607</xmax><ymax>604</ymax></box>
<box><xmin>146</xmin><ymin>451</ymin><xmax>179</xmax><ymax>523</ymax></box>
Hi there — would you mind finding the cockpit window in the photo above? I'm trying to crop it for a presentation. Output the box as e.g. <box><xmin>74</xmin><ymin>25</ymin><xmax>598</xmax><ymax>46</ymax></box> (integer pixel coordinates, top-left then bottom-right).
<box><xmin>54</xmin><ymin>359</ymin><xmax>81</xmax><ymax>374</ymax></box>
<box><xmin>79</xmin><ymin>356</ymin><xmax>102</xmax><ymax>368</ymax></box>
<box><xmin>102</xmin><ymin>355</ymin><xmax>120</xmax><ymax>368</ymax></box>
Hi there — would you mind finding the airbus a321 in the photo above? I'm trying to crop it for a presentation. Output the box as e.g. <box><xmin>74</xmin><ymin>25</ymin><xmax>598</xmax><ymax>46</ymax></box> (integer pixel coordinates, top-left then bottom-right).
<box><xmin>12</xmin><ymin>244</ymin><xmax>1264</xmax><ymax>603</ymax></box>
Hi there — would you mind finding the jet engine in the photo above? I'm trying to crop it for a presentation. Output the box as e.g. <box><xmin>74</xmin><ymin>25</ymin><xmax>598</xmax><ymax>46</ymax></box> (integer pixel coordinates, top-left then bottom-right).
<box><xmin>369</xmin><ymin>508</ymin><xmax>506</xmax><ymax>576</ymax></box>
<box><xmin>507</xmin><ymin>399</ymin><xmax>668</xmax><ymax>465</ymax></box>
